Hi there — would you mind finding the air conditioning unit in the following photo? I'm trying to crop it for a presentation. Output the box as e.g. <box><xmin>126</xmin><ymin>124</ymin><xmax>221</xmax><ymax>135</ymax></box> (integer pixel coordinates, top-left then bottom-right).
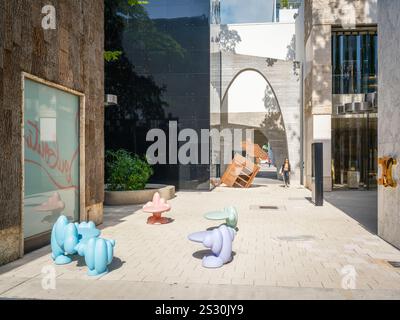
<box><xmin>366</xmin><ymin>92</ymin><xmax>378</xmax><ymax>110</ymax></box>
<box><xmin>357</xmin><ymin>101</ymin><xmax>373</xmax><ymax>113</ymax></box>
<box><xmin>104</xmin><ymin>94</ymin><xmax>118</xmax><ymax>107</ymax></box>
<box><xmin>336</xmin><ymin>105</ymin><xmax>345</xmax><ymax>115</ymax></box>
<box><xmin>344</xmin><ymin>102</ymin><xmax>356</xmax><ymax>113</ymax></box>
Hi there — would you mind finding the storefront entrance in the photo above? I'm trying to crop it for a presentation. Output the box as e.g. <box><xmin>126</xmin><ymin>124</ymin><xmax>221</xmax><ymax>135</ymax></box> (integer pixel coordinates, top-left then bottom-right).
<box><xmin>332</xmin><ymin>113</ymin><xmax>378</xmax><ymax>190</ymax></box>
<box><xmin>331</xmin><ymin>26</ymin><xmax>378</xmax><ymax>191</ymax></box>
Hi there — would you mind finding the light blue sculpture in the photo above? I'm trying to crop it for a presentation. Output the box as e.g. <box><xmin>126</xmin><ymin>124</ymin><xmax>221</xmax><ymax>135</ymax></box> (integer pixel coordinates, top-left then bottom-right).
<box><xmin>51</xmin><ymin>216</ymin><xmax>79</xmax><ymax>265</ymax></box>
<box><xmin>51</xmin><ymin>216</ymin><xmax>115</xmax><ymax>276</ymax></box>
<box><xmin>75</xmin><ymin>222</ymin><xmax>115</xmax><ymax>276</ymax></box>
<box><xmin>204</xmin><ymin>206</ymin><xmax>238</xmax><ymax>229</ymax></box>
<box><xmin>188</xmin><ymin>224</ymin><xmax>235</xmax><ymax>268</ymax></box>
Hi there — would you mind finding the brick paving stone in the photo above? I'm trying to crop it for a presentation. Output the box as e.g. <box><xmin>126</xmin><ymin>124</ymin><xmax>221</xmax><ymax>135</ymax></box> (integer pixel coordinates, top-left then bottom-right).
<box><xmin>1</xmin><ymin>184</ymin><xmax>400</xmax><ymax>299</ymax></box>
<box><xmin>254</xmin><ymin>278</ymin><xmax>277</xmax><ymax>286</ymax></box>
<box><xmin>299</xmin><ymin>281</ymin><xmax>324</xmax><ymax>289</ymax></box>
<box><xmin>231</xmin><ymin>278</ymin><xmax>254</xmax><ymax>286</ymax></box>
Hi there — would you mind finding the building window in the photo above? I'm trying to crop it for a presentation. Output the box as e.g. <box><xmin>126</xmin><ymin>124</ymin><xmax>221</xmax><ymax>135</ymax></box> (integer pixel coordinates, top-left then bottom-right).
<box><xmin>332</xmin><ymin>29</ymin><xmax>378</xmax><ymax>95</ymax></box>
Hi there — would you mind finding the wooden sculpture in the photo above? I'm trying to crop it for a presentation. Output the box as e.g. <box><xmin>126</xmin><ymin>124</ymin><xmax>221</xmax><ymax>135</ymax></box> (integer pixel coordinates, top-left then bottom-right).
<box><xmin>221</xmin><ymin>153</ymin><xmax>260</xmax><ymax>188</ymax></box>
<box><xmin>241</xmin><ymin>140</ymin><xmax>269</xmax><ymax>164</ymax></box>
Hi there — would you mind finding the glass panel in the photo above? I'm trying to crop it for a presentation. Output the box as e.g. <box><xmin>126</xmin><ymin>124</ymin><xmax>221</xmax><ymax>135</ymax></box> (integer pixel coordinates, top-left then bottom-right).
<box><xmin>220</xmin><ymin>0</ymin><xmax>302</xmax><ymax>24</ymax></box>
<box><xmin>331</xmin><ymin>115</ymin><xmax>377</xmax><ymax>190</ymax></box>
<box><xmin>105</xmin><ymin>0</ymin><xmax>212</xmax><ymax>190</ymax></box>
<box><xmin>24</xmin><ymin>79</ymin><xmax>80</xmax><ymax>238</ymax></box>
<box><xmin>332</xmin><ymin>30</ymin><xmax>377</xmax><ymax>95</ymax></box>
<box><xmin>221</xmin><ymin>0</ymin><xmax>275</xmax><ymax>24</ymax></box>
<box><xmin>339</xmin><ymin>34</ymin><xmax>345</xmax><ymax>94</ymax></box>
<box><xmin>355</xmin><ymin>34</ymin><xmax>362</xmax><ymax>93</ymax></box>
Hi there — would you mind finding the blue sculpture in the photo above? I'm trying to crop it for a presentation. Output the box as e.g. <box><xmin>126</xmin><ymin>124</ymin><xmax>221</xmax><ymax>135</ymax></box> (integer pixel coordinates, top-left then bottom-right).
<box><xmin>188</xmin><ymin>224</ymin><xmax>235</xmax><ymax>268</ymax></box>
<box><xmin>51</xmin><ymin>216</ymin><xmax>115</xmax><ymax>276</ymax></box>
<box><xmin>204</xmin><ymin>206</ymin><xmax>238</xmax><ymax>229</ymax></box>
<box><xmin>51</xmin><ymin>216</ymin><xmax>79</xmax><ymax>265</ymax></box>
<box><xmin>75</xmin><ymin>222</ymin><xmax>115</xmax><ymax>276</ymax></box>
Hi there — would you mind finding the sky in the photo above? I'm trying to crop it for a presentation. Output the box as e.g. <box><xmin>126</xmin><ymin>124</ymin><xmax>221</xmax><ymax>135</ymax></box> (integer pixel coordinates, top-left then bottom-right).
<box><xmin>221</xmin><ymin>0</ymin><xmax>276</xmax><ymax>24</ymax></box>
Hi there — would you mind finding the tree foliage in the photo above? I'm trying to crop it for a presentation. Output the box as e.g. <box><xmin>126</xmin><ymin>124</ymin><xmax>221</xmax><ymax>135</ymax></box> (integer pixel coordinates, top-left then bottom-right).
<box><xmin>104</xmin><ymin>51</ymin><xmax>123</xmax><ymax>62</ymax></box>
<box><xmin>106</xmin><ymin>150</ymin><xmax>153</xmax><ymax>191</ymax></box>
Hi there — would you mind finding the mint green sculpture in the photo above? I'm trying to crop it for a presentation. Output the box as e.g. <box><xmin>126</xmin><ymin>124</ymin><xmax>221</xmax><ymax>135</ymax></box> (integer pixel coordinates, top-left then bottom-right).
<box><xmin>204</xmin><ymin>206</ymin><xmax>238</xmax><ymax>229</ymax></box>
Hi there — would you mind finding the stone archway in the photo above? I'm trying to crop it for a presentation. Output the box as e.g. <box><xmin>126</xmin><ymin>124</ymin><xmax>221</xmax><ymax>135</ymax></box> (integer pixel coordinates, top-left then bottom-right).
<box><xmin>212</xmin><ymin>53</ymin><xmax>301</xmax><ymax>180</ymax></box>
<box><xmin>220</xmin><ymin>69</ymin><xmax>289</xmax><ymax>173</ymax></box>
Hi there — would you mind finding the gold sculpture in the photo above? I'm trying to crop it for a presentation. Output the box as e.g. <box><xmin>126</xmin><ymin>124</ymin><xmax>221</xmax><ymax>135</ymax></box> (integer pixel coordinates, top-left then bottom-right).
<box><xmin>378</xmin><ymin>157</ymin><xmax>397</xmax><ymax>188</ymax></box>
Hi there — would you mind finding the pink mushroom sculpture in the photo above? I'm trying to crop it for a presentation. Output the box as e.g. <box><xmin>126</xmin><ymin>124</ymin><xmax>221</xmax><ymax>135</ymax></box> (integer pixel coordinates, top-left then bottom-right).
<box><xmin>142</xmin><ymin>192</ymin><xmax>172</xmax><ymax>225</ymax></box>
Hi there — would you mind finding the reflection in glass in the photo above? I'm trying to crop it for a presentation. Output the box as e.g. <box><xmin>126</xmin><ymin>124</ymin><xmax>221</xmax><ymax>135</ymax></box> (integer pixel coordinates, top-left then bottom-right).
<box><xmin>105</xmin><ymin>0</ymin><xmax>216</xmax><ymax>190</ymax></box>
<box><xmin>331</xmin><ymin>28</ymin><xmax>378</xmax><ymax>190</ymax></box>
<box><xmin>332</xmin><ymin>29</ymin><xmax>378</xmax><ymax>95</ymax></box>
<box><xmin>24</xmin><ymin>79</ymin><xmax>80</xmax><ymax>239</ymax></box>
<box><xmin>332</xmin><ymin>115</ymin><xmax>377</xmax><ymax>190</ymax></box>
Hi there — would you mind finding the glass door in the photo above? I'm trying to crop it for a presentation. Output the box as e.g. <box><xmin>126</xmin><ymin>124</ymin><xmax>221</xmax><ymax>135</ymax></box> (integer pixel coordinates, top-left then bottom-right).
<box><xmin>23</xmin><ymin>78</ymin><xmax>80</xmax><ymax>239</ymax></box>
<box><xmin>332</xmin><ymin>114</ymin><xmax>377</xmax><ymax>190</ymax></box>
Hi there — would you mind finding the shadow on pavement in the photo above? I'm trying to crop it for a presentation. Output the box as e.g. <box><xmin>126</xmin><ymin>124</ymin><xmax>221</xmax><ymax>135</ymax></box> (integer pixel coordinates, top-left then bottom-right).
<box><xmin>192</xmin><ymin>250</ymin><xmax>237</xmax><ymax>261</ymax></box>
<box><xmin>324</xmin><ymin>190</ymin><xmax>377</xmax><ymax>234</ymax></box>
<box><xmin>102</xmin><ymin>204</ymin><xmax>143</xmax><ymax>228</ymax></box>
<box><xmin>0</xmin><ymin>245</ymin><xmax>52</xmax><ymax>276</ymax></box>
<box><xmin>108</xmin><ymin>257</ymin><xmax>125</xmax><ymax>272</ymax></box>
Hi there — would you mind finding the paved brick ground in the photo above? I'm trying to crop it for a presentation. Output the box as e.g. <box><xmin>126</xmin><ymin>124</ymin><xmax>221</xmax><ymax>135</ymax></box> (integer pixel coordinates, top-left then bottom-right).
<box><xmin>1</xmin><ymin>183</ymin><xmax>400</xmax><ymax>299</ymax></box>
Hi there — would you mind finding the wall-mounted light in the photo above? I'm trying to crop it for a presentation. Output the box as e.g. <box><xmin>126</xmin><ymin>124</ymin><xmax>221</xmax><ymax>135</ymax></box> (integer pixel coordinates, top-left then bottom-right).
<box><xmin>104</xmin><ymin>94</ymin><xmax>118</xmax><ymax>107</ymax></box>
<box><xmin>378</xmin><ymin>157</ymin><xmax>397</xmax><ymax>188</ymax></box>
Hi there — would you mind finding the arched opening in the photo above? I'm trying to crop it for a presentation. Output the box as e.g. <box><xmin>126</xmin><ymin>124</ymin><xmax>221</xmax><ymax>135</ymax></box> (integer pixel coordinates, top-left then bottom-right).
<box><xmin>219</xmin><ymin>69</ymin><xmax>290</xmax><ymax>184</ymax></box>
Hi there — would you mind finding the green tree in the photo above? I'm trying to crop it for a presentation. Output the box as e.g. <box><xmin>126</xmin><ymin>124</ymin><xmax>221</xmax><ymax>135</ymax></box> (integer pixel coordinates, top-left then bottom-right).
<box><xmin>105</xmin><ymin>0</ymin><xmax>185</xmax><ymax>62</ymax></box>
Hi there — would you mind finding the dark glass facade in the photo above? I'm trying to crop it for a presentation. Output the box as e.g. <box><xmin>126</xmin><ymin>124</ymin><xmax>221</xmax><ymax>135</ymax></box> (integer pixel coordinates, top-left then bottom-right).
<box><xmin>332</xmin><ymin>29</ymin><xmax>378</xmax><ymax>94</ymax></box>
<box><xmin>331</xmin><ymin>27</ymin><xmax>378</xmax><ymax>190</ymax></box>
<box><xmin>332</xmin><ymin>116</ymin><xmax>378</xmax><ymax>189</ymax></box>
<box><xmin>105</xmin><ymin>0</ymin><xmax>219</xmax><ymax>190</ymax></box>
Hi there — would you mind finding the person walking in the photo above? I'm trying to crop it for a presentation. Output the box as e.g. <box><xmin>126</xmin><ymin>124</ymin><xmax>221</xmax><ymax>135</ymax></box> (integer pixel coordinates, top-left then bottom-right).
<box><xmin>280</xmin><ymin>158</ymin><xmax>291</xmax><ymax>187</ymax></box>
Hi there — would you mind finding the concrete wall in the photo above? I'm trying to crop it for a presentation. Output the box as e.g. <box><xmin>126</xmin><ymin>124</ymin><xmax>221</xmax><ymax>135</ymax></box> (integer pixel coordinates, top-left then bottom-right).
<box><xmin>295</xmin><ymin>4</ymin><xmax>305</xmax><ymax>63</ymax></box>
<box><xmin>215</xmin><ymin>53</ymin><xmax>301</xmax><ymax>181</ymax></box>
<box><xmin>377</xmin><ymin>0</ymin><xmax>400</xmax><ymax>249</ymax></box>
<box><xmin>226</xmin><ymin>71</ymin><xmax>269</xmax><ymax>113</ymax></box>
<box><xmin>0</xmin><ymin>0</ymin><xmax>104</xmax><ymax>265</ymax></box>
<box><xmin>224</xmin><ymin>71</ymin><xmax>290</xmax><ymax>173</ymax></box>
<box><xmin>302</xmin><ymin>0</ymin><xmax>377</xmax><ymax>191</ymax></box>
<box><xmin>279</xmin><ymin>9</ymin><xmax>298</xmax><ymax>23</ymax></box>
<box><xmin>225</xmin><ymin>23</ymin><xmax>296</xmax><ymax>61</ymax></box>
<box><xmin>214</xmin><ymin>22</ymin><xmax>301</xmax><ymax>180</ymax></box>
<box><xmin>210</xmin><ymin>18</ymin><xmax>221</xmax><ymax>181</ymax></box>
<box><xmin>295</xmin><ymin>3</ymin><xmax>305</xmax><ymax>184</ymax></box>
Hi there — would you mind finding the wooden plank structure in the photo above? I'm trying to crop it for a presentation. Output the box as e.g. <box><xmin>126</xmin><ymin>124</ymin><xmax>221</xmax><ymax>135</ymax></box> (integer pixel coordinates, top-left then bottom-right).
<box><xmin>221</xmin><ymin>153</ymin><xmax>260</xmax><ymax>188</ymax></box>
<box><xmin>241</xmin><ymin>140</ymin><xmax>269</xmax><ymax>163</ymax></box>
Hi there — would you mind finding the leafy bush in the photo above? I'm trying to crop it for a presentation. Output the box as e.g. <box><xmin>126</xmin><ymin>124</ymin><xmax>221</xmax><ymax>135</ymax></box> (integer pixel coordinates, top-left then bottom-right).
<box><xmin>105</xmin><ymin>150</ymin><xmax>153</xmax><ymax>191</ymax></box>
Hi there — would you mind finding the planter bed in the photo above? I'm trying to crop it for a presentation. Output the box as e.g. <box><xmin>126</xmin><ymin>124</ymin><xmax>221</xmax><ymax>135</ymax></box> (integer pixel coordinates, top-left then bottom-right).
<box><xmin>104</xmin><ymin>184</ymin><xmax>175</xmax><ymax>206</ymax></box>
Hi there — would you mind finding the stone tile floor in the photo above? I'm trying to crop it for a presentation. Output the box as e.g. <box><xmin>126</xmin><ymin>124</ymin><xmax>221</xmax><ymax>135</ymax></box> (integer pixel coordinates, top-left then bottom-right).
<box><xmin>1</xmin><ymin>183</ymin><xmax>400</xmax><ymax>299</ymax></box>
